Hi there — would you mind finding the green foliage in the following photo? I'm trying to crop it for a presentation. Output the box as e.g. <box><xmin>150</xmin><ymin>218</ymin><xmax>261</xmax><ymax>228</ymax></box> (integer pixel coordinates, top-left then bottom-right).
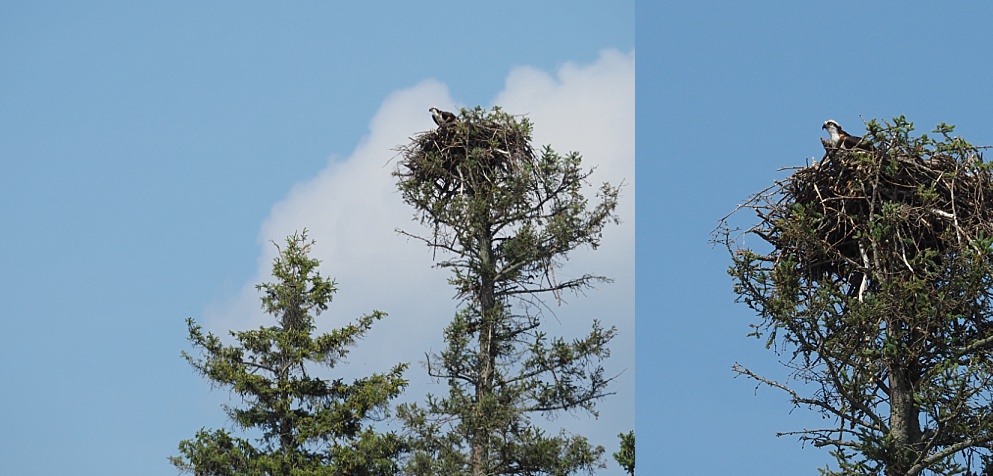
<box><xmin>719</xmin><ymin>117</ymin><xmax>993</xmax><ymax>475</ymax></box>
<box><xmin>172</xmin><ymin>231</ymin><xmax>408</xmax><ymax>475</ymax></box>
<box><xmin>613</xmin><ymin>431</ymin><xmax>635</xmax><ymax>475</ymax></box>
<box><xmin>172</xmin><ymin>428</ymin><xmax>261</xmax><ymax>476</ymax></box>
<box><xmin>394</xmin><ymin>107</ymin><xmax>621</xmax><ymax>475</ymax></box>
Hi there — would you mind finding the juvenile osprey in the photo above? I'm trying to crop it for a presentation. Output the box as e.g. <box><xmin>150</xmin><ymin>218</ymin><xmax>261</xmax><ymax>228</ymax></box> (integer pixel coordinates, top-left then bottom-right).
<box><xmin>822</xmin><ymin>119</ymin><xmax>872</xmax><ymax>151</ymax></box>
<box><xmin>429</xmin><ymin>107</ymin><xmax>457</xmax><ymax>127</ymax></box>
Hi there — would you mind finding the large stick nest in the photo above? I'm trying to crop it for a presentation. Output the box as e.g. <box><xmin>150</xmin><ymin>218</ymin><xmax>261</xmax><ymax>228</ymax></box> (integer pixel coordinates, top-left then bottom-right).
<box><xmin>765</xmin><ymin>142</ymin><xmax>993</xmax><ymax>282</ymax></box>
<box><xmin>394</xmin><ymin>108</ymin><xmax>537</xmax><ymax>204</ymax></box>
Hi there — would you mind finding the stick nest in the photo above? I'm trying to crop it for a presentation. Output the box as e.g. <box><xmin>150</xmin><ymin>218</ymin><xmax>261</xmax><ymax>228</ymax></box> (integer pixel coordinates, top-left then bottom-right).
<box><xmin>394</xmin><ymin>109</ymin><xmax>537</xmax><ymax>204</ymax></box>
<box><xmin>766</xmin><ymin>143</ymin><xmax>993</xmax><ymax>281</ymax></box>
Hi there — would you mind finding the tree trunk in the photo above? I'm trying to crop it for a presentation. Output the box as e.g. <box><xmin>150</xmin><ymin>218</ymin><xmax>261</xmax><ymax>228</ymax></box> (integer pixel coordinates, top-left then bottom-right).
<box><xmin>472</xmin><ymin>222</ymin><xmax>497</xmax><ymax>476</ymax></box>
<box><xmin>887</xmin><ymin>361</ymin><xmax>921</xmax><ymax>476</ymax></box>
<box><xmin>279</xmin><ymin>353</ymin><xmax>295</xmax><ymax>470</ymax></box>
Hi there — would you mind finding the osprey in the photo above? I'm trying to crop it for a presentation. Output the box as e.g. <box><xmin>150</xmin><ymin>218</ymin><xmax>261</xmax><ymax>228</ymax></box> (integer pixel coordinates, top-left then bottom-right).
<box><xmin>429</xmin><ymin>107</ymin><xmax>457</xmax><ymax>127</ymax></box>
<box><xmin>822</xmin><ymin>119</ymin><xmax>871</xmax><ymax>151</ymax></box>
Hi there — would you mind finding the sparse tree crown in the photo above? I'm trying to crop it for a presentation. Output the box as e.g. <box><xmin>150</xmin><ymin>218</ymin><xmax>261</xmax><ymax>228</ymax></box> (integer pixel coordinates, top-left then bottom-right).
<box><xmin>394</xmin><ymin>106</ymin><xmax>622</xmax><ymax>476</ymax></box>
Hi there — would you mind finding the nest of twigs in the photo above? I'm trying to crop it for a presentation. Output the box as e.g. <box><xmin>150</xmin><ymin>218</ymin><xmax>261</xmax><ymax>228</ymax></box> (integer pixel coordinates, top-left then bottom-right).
<box><xmin>768</xmin><ymin>143</ymin><xmax>993</xmax><ymax>282</ymax></box>
<box><xmin>394</xmin><ymin>109</ymin><xmax>537</xmax><ymax>204</ymax></box>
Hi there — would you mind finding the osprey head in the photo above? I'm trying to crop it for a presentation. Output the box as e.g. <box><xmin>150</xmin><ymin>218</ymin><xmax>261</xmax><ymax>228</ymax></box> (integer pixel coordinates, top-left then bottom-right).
<box><xmin>822</xmin><ymin>119</ymin><xmax>842</xmax><ymax>144</ymax></box>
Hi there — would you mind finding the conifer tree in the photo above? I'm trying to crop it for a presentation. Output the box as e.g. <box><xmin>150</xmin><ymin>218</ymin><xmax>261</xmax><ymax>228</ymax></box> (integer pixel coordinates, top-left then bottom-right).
<box><xmin>394</xmin><ymin>106</ymin><xmax>622</xmax><ymax>475</ymax></box>
<box><xmin>613</xmin><ymin>431</ymin><xmax>635</xmax><ymax>476</ymax></box>
<box><xmin>718</xmin><ymin>117</ymin><xmax>993</xmax><ymax>475</ymax></box>
<box><xmin>172</xmin><ymin>231</ymin><xmax>408</xmax><ymax>475</ymax></box>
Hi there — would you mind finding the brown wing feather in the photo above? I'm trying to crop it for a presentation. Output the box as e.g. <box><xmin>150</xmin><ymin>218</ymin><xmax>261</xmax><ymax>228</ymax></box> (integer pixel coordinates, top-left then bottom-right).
<box><xmin>841</xmin><ymin>133</ymin><xmax>871</xmax><ymax>151</ymax></box>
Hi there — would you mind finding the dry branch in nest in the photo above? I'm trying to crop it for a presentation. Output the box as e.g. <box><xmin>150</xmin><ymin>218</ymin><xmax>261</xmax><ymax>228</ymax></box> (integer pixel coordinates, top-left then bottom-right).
<box><xmin>394</xmin><ymin>108</ymin><xmax>537</xmax><ymax>205</ymax></box>
<box><xmin>756</xmin><ymin>141</ymin><xmax>993</xmax><ymax>290</ymax></box>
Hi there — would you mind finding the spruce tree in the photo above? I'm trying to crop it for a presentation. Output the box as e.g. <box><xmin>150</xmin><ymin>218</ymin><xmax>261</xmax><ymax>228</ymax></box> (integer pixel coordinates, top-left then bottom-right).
<box><xmin>172</xmin><ymin>231</ymin><xmax>408</xmax><ymax>475</ymax></box>
<box><xmin>717</xmin><ymin>117</ymin><xmax>993</xmax><ymax>475</ymax></box>
<box><xmin>394</xmin><ymin>106</ymin><xmax>622</xmax><ymax>475</ymax></box>
<box><xmin>613</xmin><ymin>431</ymin><xmax>635</xmax><ymax>476</ymax></box>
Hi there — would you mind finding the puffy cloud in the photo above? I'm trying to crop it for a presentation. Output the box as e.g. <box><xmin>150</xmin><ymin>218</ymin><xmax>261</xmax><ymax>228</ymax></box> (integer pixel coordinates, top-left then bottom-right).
<box><xmin>205</xmin><ymin>49</ymin><xmax>635</xmax><ymax>465</ymax></box>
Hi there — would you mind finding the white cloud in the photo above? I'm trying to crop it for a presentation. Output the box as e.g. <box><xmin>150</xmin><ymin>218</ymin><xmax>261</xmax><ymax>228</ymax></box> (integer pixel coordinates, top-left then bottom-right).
<box><xmin>204</xmin><ymin>49</ymin><xmax>635</xmax><ymax>469</ymax></box>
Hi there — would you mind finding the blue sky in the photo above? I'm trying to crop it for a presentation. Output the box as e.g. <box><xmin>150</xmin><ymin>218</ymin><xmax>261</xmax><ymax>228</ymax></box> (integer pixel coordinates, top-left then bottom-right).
<box><xmin>640</xmin><ymin>1</ymin><xmax>993</xmax><ymax>474</ymax></box>
<box><xmin>1</xmin><ymin>3</ymin><xmax>632</xmax><ymax>475</ymax></box>
<box><xmin>10</xmin><ymin>2</ymin><xmax>993</xmax><ymax>475</ymax></box>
